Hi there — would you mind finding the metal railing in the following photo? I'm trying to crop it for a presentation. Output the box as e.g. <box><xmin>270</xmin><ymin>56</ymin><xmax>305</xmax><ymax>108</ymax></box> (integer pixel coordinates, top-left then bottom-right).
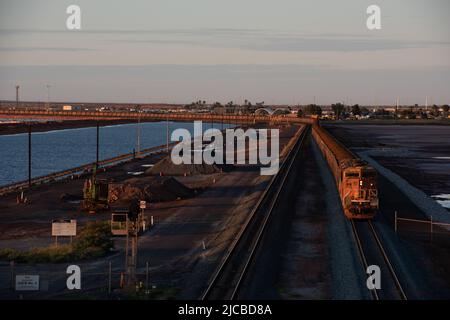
<box><xmin>0</xmin><ymin>109</ymin><xmax>315</xmax><ymax>125</ymax></box>
<box><xmin>0</xmin><ymin>259</ymin><xmax>170</xmax><ymax>300</ymax></box>
<box><xmin>394</xmin><ymin>211</ymin><xmax>450</xmax><ymax>238</ymax></box>
<box><xmin>0</xmin><ymin>142</ymin><xmax>176</xmax><ymax>197</ymax></box>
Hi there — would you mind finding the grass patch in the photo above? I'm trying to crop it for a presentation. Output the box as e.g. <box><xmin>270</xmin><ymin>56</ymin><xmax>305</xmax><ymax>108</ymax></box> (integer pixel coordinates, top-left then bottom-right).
<box><xmin>0</xmin><ymin>221</ymin><xmax>113</xmax><ymax>263</ymax></box>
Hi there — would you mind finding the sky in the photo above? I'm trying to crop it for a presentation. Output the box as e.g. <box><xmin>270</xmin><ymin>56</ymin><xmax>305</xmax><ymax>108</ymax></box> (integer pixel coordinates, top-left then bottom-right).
<box><xmin>0</xmin><ymin>0</ymin><xmax>449</xmax><ymax>105</ymax></box>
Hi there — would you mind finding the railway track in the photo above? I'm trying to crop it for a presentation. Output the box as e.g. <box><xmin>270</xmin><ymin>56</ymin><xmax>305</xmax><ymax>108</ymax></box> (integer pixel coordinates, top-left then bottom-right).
<box><xmin>200</xmin><ymin>125</ymin><xmax>309</xmax><ymax>300</ymax></box>
<box><xmin>351</xmin><ymin>219</ymin><xmax>407</xmax><ymax>300</ymax></box>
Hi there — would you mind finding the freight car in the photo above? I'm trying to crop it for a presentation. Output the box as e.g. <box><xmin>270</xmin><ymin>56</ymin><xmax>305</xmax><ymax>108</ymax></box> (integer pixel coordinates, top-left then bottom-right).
<box><xmin>312</xmin><ymin>123</ymin><xmax>379</xmax><ymax>219</ymax></box>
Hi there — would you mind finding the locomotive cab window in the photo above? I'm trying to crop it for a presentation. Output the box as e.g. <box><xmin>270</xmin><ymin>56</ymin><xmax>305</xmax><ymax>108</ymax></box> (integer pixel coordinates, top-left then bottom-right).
<box><xmin>345</xmin><ymin>172</ymin><xmax>359</xmax><ymax>178</ymax></box>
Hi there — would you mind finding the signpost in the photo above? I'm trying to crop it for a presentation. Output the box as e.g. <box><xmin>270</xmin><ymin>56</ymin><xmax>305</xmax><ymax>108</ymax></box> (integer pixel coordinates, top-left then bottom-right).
<box><xmin>15</xmin><ymin>275</ymin><xmax>39</xmax><ymax>291</ymax></box>
<box><xmin>52</xmin><ymin>219</ymin><xmax>77</xmax><ymax>246</ymax></box>
<box><xmin>140</xmin><ymin>200</ymin><xmax>147</xmax><ymax>231</ymax></box>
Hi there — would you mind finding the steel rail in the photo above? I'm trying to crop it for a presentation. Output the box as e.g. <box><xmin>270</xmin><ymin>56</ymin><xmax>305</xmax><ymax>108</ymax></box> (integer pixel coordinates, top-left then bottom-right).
<box><xmin>368</xmin><ymin>221</ymin><xmax>407</xmax><ymax>300</ymax></box>
<box><xmin>200</xmin><ymin>125</ymin><xmax>308</xmax><ymax>300</ymax></box>
<box><xmin>351</xmin><ymin>219</ymin><xmax>407</xmax><ymax>300</ymax></box>
<box><xmin>230</xmin><ymin>125</ymin><xmax>309</xmax><ymax>299</ymax></box>
<box><xmin>350</xmin><ymin>220</ymin><xmax>380</xmax><ymax>300</ymax></box>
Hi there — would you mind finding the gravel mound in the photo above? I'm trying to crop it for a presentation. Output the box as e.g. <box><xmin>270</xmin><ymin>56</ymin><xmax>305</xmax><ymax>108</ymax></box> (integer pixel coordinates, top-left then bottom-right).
<box><xmin>108</xmin><ymin>177</ymin><xmax>195</xmax><ymax>204</ymax></box>
<box><xmin>146</xmin><ymin>156</ymin><xmax>223</xmax><ymax>176</ymax></box>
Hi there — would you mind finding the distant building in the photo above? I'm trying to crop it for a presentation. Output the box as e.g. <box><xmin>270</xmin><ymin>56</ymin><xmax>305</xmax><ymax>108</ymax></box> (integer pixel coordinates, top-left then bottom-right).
<box><xmin>62</xmin><ymin>105</ymin><xmax>81</xmax><ymax>111</ymax></box>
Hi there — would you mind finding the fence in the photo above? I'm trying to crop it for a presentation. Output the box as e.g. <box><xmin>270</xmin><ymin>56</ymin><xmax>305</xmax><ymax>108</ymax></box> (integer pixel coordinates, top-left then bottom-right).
<box><xmin>394</xmin><ymin>211</ymin><xmax>450</xmax><ymax>240</ymax></box>
<box><xmin>0</xmin><ymin>259</ymin><xmax>174</xmax><ymax>300</ymax></box>
<box><xmin>0</xmin><ymin>142</ymin><xmax>177</xmax><ymax>197</ymax></box>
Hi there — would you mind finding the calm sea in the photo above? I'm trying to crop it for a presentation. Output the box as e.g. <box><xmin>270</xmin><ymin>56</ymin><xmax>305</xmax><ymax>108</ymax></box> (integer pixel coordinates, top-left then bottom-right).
<box><xmin>0</xmin><ymin>121</ymin><xmax>230</xmax><ymax>186</ymax></box>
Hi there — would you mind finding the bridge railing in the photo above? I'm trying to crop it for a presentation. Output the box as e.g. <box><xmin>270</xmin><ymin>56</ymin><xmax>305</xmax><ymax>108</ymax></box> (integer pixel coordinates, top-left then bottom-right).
<box><xmin>0</xmin><ymin>109</ymin><xmax>314</xmax><ymax>124</ymax></box>
<box><xmin>0</xmin><ymin>142</ymin><xmax>176</xmax><ymax>197</ymax></box>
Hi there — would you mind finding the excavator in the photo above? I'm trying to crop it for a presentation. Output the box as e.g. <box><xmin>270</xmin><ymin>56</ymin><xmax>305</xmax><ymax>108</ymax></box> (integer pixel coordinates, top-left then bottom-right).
<box><xmin>82</xmin><ymin>166</ymin><xmax>110</xmax><ymax>213</ymax></box>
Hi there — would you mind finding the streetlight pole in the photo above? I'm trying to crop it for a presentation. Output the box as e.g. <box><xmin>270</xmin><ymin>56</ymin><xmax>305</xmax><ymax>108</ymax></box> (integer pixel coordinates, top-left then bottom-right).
<box><xmin>15</xmin><ymin>85</ymin><xmax>19</xmax><ymax>109</ymax></box>
<box><xmin>96</xmin><ymin>121</ymin><xmax>99</xmax><ymax>169</ymax></box>
<box><xmin>136</xmin><ymin>110</ymin><xmax>141</xmax><ymax>158</ymax></box>
<box><xmin>28</xmin><ymin>124</ymin><xmax>32</xmax><ymax>188</ymax></box>
<box><xmin>166</xmin><ymin>116</ymin><xmax>169</xmax><ymax>153</ymax></box>
<box><xmin>46</xmin><ymin>85</ymin><xmax>51</xmax><ymax>110</ymax></box>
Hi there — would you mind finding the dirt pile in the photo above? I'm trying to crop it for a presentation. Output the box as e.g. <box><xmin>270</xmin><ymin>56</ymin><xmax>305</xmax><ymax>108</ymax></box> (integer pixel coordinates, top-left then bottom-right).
<box><xmin>108</xmin><ymin>177</ymin><xmax>195</xmax><ymax>204</ymax></box>
<box><xmin>146</xmin><ymin>157</ymin><xmax>223</xmax><ymax>176</ymax></box>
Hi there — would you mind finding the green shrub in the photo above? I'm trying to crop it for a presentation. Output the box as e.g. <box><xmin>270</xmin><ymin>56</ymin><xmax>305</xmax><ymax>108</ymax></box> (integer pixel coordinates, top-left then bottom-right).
<box><xmin>0</xmin><ymin>248</ymin><xmax>20</xmax><ymax>261</ymax></box>
<box><xmin>0</xmin><ymin>221</ymin><xmax>113</xmax><ymax>263</ymax></box>
<box><xmin>73</xmin><ymin>221</ymin><xmax>113</xmax><ymax>257</ymax></box>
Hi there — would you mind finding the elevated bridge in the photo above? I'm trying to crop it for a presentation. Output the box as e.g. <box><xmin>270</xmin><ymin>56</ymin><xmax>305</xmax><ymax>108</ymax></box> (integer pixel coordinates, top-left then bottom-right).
<box><xmin>0</xmin><ymin>109</ymin><xmax>314</xmax><ymax>125</ymax></box>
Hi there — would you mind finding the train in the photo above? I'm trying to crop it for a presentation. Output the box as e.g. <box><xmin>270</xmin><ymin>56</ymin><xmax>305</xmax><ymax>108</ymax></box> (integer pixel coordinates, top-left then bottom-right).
<box><xmin>311</xmin><ymin>122</ymin><xmax>379</xmax><ymax>219</ymax></box>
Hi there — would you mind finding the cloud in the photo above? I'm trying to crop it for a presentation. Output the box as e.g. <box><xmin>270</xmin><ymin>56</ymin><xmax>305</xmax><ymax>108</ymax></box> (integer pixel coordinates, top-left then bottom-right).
<box><xmin>2</xmin><ymin>28</ymin><xmax>449</xmax><ymax>53</ymax></box>
<box><xmin>238</xmin><ymin>37</ymin><xmax>450</xmax><ymax>52</ymax></box>
<box><xmin>110</xmin><ymin>29</ymin><xmax>450</xmax><ymax>52</ymax></box>
<box><xmin>0</xmin><ymin>27</ymin><xmax>270</xmax><ymax>36</ymax></box>
<box><xmin>0</xmin><ymin>46</ymin><xmax>95</xmax><ymax>52</ymax></box>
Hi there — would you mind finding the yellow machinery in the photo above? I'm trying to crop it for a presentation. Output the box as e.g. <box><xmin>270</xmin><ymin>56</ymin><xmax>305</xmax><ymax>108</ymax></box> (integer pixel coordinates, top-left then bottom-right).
<box><xmin>82</xmin><ymin>166</ymin><xmax>109</xmax><ymax>212</ymax></box>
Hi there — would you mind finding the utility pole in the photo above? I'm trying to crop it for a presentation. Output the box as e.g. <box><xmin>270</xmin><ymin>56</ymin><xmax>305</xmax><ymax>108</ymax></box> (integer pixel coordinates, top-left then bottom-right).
<box><xmin>108</xmin><ymin>261</ymin><xmax>112</xmax><ymax>295</ymax></box>
<box><xmin>46</xmin><ymin>85</ymin><xmax>51</xmax><ymax>110</ymax></box>
<box><xmin>28</xmin><ymin>124</ymin><xmax>32</xmax><ymax>188</ymax></box>
<box><xmin>15</xmin><ymin>85</ymin><xmax>19</xmax><ymax>109</ymax></box>
<box><xmin>166</xmin><ymin>116</ymin><xmax>169</xmax><ymax>153</ymax></box>
<box><xmin>96</xmin><ymin>122</ymin><xmax>99</xmax><ymax>169</ymax></box>
<box><xmin>145</xmin><ymin>261</ymin><xmax>149</xmax><ymax>292</ymax></box>
<box><xmin>425</xmin><ymin>96</ymin><xmax>428</xmax><ymax>112</ymax></box>
<box><xmin>396</xmin><ymin>97</ymin><xmax>399</xmax><ymax>119</ymax></box>
<box><xmin>125</xmin><ymin>221</ymin><xmax>138</xmax><ymax>285</ymax></box>
<box><xmin>136</xmin><ymin>110</ymin><xmax>141</xmax><ymax>158</ymax></box>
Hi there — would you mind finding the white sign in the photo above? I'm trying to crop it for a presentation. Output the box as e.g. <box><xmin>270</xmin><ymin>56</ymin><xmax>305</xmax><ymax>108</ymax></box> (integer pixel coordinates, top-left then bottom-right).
<box><xmin>52</xmin><ymin>219</ymin><xmax>77</xmax><ymax>236</ymax></box>
<box><xmin>15</xmin><ymin>275</ymin><xmax>40</xmax><ymax>291</ymax></box>
<box><xmin>140</xmin><ymin>201</ymin><xmax>146</xmax><ymax>209</ymax></box>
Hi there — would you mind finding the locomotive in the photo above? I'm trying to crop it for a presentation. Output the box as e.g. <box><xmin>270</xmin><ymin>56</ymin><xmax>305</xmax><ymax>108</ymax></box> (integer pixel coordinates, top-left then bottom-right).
<box><xmin>312</xmin><ymin>123</ymin><xmax>379</xmax><ymax>219</ymax></box>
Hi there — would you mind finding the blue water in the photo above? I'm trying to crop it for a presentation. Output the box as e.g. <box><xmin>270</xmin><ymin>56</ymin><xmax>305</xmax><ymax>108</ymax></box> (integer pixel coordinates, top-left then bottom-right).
<box><xmin>0</xmin><ymin>121</ymin><xmax>231</xmax><ymax>186</ymax></box>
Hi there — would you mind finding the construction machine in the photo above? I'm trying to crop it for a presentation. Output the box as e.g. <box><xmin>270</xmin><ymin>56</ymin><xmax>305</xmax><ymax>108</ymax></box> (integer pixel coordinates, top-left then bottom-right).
<box><xmin>82</xmin><ymin>166</ymin><xmax>109</xmax><ymax>213</ymax></box>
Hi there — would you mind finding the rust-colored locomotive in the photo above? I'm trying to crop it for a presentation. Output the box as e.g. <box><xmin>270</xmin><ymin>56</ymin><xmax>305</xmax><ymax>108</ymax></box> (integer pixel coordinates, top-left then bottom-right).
<box><xmin>312</xmin><ymin>123</ymin><xmax>379</xmax><ymax>219</ymax></box>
